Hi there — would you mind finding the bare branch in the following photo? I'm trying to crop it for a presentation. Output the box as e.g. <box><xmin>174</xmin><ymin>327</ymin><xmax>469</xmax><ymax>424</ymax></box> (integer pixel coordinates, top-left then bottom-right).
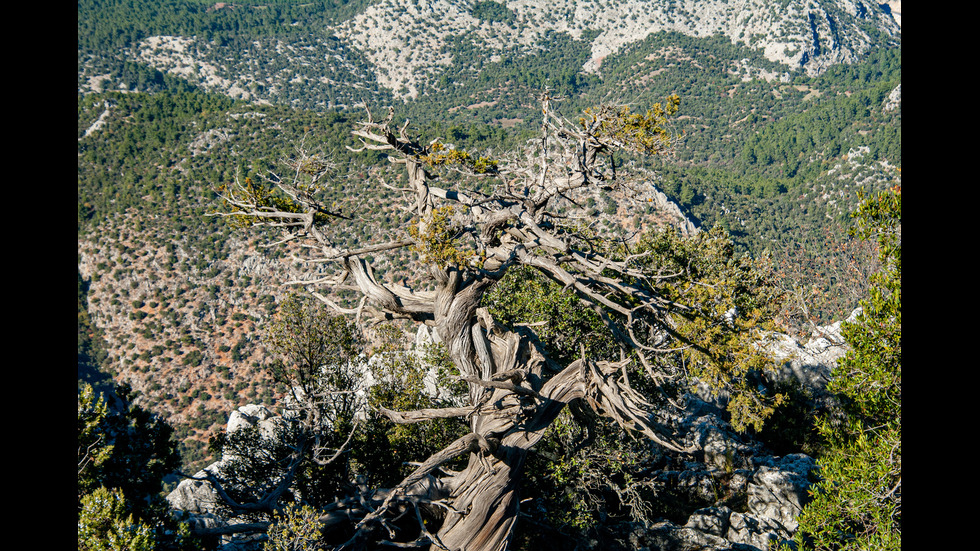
<box><xmin>204</xmin><ymin>93</ymin><xmax>773</xmax><ymax>550</ymax></box>
<box><xmin>377</xmin><ymin>405</ymin><xmax>475</xmax><ymax>424</ymax></box>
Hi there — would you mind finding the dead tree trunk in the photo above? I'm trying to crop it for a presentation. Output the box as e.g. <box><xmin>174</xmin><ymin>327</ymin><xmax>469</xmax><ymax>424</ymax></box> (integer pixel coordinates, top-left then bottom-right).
<box><xmin>212</xmin><ymin>93</ymin><xmax>780</xmax><ymax>550</ymax></box>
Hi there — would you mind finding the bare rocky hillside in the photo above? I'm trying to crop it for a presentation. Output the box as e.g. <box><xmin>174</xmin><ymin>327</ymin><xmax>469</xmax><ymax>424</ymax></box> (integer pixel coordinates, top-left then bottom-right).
<box><xmin>96</xmin><ymin>0</ymin><xmax>900</xmax><ymax>103</ymax></box>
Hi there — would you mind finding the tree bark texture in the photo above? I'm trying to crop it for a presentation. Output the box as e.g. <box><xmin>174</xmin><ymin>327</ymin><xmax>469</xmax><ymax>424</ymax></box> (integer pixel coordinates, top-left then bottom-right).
<box><xmin>212</xmin><ymin>96</ymin><xmax>709</xmax><ymax>551</ymax></box>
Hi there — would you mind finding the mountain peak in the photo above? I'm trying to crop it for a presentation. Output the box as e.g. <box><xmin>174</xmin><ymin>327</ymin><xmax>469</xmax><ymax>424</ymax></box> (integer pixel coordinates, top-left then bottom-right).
<box><xmin>336</xmin><ymin>0</ymin><xmax>900</xmax><ymax>99</ymax></box>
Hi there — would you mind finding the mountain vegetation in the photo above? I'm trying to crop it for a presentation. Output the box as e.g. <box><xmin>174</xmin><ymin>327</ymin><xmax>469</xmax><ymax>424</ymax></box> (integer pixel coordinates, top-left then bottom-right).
<box><xmin>78</xmin><ymin>382</ymin><xmax>199</xmax><ymax>550</ymax></box>
<box><xmin>202</xmin><ymin>91</ymin><xmax>798</xmax><ymax>549</ymax></box>
<box><xmin>788</xmin><ymin>188</ymin><xmax>901</xmax><ymax>550</ymax></box>
<box><xmin>78</xmin><ymin>1</ymin><xmax>900</xmax><ymax>549</ymax></box>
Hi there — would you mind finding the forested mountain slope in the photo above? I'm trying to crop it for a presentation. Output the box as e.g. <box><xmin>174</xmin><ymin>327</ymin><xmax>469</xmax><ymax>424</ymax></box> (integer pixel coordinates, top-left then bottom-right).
<box><xmin>78</xmin><ymin>0</ymin><xmax>900</xmax><ymax>471</ymax></box>
<box><xmin>79</xmin><ymin>0</ymin><xmax>899</xmax><ymax>103</ymax></box>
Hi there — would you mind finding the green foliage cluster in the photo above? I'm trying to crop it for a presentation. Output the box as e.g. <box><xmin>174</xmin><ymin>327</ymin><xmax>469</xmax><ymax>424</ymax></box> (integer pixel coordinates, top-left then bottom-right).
<box><xmin>419</xmin><ymin>142</ymin><xmax>499</xmax><ymax>174</ymax></box>
<box><xmin>209</xmin><ymin>298</ymin><xmax>367</xmax><ymax>513</ymax></box>
<box><xmin>409</xmin><ymin>206</ymin><xmax>480</xmax><ymax>267</ymax></box>
<box><xmin>630</xmin><ymin>227</ymin><xmax>787</xmax><ymax>432</ymax></box>
<box><xmin>516</xmin><ymin>408</ymin><xmax>665</xmax><ymax>540</ymax></box>
<box><xmin>365</xmin><ymin>324</ymin><xmax>469</xmax><ymax>479</ymax></box>
<box><xmin>582</xmin><ymin>94</ymin><xmax>680</xmax><ymax>155</ymax></box>
<box><xmin>78</xmin><ymin>487</ymin><xmax>157</xmax><ymax>551</ymax></box>
<box><xmin>264</xmin><ymin>503</ymin><xmax>326</xmax><ymax>551</ymax></box>
<box><xmin>471</xmin><ymin>1</ymin><xmax>516</xmax><ymax>25</ymax></box>
<box><xmin>485</xmin><ymin>265</ymin><xmax>619</xmax><ymax>366</ymax></box>
<box><xmin>78</xmin><ymin>384</ymin><xmax>195</xmax><ymax>550</ymax></box>
<box><xmin>790</xmin><ymin>189</ymin><xmax>901</xmax><ymax>550</ymax></box>
<box><xmin>208</xmin><ymin>419</ymin><xmax>316</xmax><ymax>514</ymax></box>
<box><xmin>78</xmin><ymin>385</ymin><xmax>180</xmax><ymax>514</ymax></box>
<box><xmin>488</xmin><ymin>226</ymin><xmax>785</xmax><ymax>543</ymax></box>
<box><xmin>265</xmin><ymin>296</ymin><xmax>361</xmax><ymax>398</ymax></box>
<box><xmin>215</xmin><ymin>176</ymin><xmax>307</xmax><ymax>229</ymax></box>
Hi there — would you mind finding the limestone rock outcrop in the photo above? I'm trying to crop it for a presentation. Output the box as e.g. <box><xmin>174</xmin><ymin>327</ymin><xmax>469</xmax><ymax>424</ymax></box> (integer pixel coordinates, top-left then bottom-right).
<box><xmin>167</xmin><ymin>315</ymin><xmax>852</xmax><ymax>550</ymax></box>
<box><xmin>167</xmin><ymin>404</ymin><xmax>291</xmax><ymax>539</ymax></box>
<box><xmin>768</xmin><ymin>307</ymin><xmax>859</xmax><ymax>395</ymax></box>
<box><xmin>124</xmin><ymin>1</ymin><xmax>901</xmax><ymax>102</ymax></box>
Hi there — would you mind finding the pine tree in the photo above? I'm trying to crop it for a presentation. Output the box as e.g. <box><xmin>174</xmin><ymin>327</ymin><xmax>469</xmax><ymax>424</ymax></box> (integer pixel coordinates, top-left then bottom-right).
<box><xmin>791</xmin><ymin>187</ymin><xmax>901</xmax><ymax>550</ymax></box>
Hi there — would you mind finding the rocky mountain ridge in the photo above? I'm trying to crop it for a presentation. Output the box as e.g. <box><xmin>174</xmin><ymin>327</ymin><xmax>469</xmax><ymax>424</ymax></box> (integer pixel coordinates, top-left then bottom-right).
<box><xmin>339</xmin><ymin>0</ymin><xmax>899</xmax><ymax>98</ymax></box>
<box><xmin>90</xmin><ymin>0</ymin><xmax>901</xmax><ymax>104</ymax></box>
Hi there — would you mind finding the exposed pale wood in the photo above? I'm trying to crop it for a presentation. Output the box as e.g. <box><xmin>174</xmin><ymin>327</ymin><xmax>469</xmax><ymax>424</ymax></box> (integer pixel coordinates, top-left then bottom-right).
<box><xmin>214</xmin><ymin>96</ymin><xmax>696</xmax><ymax>551</ymax></box>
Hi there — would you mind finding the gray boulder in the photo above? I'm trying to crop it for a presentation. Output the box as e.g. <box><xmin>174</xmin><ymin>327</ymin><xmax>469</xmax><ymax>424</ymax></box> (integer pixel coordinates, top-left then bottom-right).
<box><xmin>768</xmin><ymin>308</ymin><xmax>860</xmax><ymax>395</ymax></box>
<box><xmin>167</xmin><ymin>404</ymin><xmax>287</xmax><ymax>514</ymax></box>
<box><xmin>746</xmin><ymin>455</ymin><xmax>816</xmax><ymax>536</ymax></box>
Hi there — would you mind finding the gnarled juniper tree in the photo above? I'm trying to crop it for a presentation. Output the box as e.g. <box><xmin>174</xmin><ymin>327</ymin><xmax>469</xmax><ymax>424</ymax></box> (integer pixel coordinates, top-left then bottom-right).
<box><xmin>210</xmin><ymin>93</ymin><xmax>784</xmax><ymax>551</ymax></box>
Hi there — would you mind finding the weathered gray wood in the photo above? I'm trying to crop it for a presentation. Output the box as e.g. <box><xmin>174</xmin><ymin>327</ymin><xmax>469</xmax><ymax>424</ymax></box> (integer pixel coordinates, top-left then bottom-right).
<box><xmin>216</xmin><ymin>98</ymin><xmax>691</xmax><ymax>551</ymax></box>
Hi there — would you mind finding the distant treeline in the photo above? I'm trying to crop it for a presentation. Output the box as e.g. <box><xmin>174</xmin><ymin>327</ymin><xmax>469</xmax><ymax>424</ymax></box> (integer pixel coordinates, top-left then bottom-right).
<box><xmin>78</xmin><ymin>0</ymin><xmax>375</xmax><ymax>53</ymax></box>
